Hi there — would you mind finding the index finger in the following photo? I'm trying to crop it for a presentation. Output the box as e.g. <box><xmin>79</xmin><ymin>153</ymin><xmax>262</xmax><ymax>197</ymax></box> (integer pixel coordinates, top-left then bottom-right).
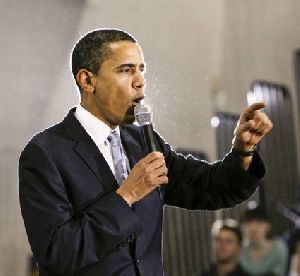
<box><xmin>144</xmin><ymin>151</ymin><xmax>164</xmax><ymax>164</ymax></box>
<box><xmin>241</xmin><ymin>102</ymin><xmax>266</xmax><ymax>122</ymax></box>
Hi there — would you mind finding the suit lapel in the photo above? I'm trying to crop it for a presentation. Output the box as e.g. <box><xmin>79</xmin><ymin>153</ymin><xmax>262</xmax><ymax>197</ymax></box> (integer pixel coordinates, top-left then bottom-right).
<box><xmin>120</xmin><ymin>125</ymin><xmax>145</xmax><ymax>169</ymax></box>
<box><xmin>63</xmin><ymin>109</ymin><xmax>118</xmax><ymax>192</ymax></box>
<box><xmin>74</xmin><ymin>141</ymin><xmax>119</xmax><ymax>192</ymax></box>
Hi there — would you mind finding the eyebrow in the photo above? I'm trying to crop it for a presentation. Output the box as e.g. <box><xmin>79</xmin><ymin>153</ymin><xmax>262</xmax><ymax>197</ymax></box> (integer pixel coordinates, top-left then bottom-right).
<box><xmin>116</xmin><ymin>63</ymin><xmax>146</xmax><ymax>70</ymax></box>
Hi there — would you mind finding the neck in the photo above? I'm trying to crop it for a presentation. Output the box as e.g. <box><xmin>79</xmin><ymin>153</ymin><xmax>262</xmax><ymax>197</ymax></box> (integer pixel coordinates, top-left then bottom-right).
<box><xmin>217</xmin><ymin>259</ymin><xmax>238</xmax><ymax>276</ymax></box>
<box><xmin>79</xmin><ymin>102</ymin><xmax>118</xmax><ymax>129</ymax></box>
<box><xmin>248</xmin><ymin>239</ymin><xmax>272</xmax><ymax>262</ymax></box>
<box><xmin>249</xmin><ymin>239</ymin><xmax>269</xmax><ymax>250</ymax></box>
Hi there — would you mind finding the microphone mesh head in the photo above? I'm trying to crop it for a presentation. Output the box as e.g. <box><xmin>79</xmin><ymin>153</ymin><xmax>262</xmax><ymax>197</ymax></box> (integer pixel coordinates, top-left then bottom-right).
<box><xmin>134</xmin><ymin>103</ymin><xmax>152</xmax><ymax>126</ymax></box>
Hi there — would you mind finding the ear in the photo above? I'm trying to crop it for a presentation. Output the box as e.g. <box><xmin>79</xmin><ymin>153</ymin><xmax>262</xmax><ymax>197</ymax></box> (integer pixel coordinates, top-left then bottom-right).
<box><xmin>76</xmin><ymin>69</ymin><xmax>96</xmax><ymax>94</ymax></box>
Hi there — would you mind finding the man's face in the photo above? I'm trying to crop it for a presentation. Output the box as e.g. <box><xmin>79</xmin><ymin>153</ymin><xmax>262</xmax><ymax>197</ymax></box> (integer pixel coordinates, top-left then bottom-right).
<box><xmin>241</xmin><ymin>220</ymin><xmax>270</xmax><ymax>245</ymax></box>
<box><xmin>87</xmin><ymin>41</ymin><xmax>146</xmax><ymax>128</ymax></box>
<box><xmin>214</xmin><ymin>229</ymin><xmax>241</xmax><ymax>263</ymax></box>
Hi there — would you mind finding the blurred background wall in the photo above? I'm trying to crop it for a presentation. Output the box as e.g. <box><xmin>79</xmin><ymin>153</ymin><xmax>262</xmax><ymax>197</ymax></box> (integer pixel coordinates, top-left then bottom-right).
<box><xmin>0</xmin><ymin>0</ymin><xmax>300</xmax><ymax>275</ymax></box>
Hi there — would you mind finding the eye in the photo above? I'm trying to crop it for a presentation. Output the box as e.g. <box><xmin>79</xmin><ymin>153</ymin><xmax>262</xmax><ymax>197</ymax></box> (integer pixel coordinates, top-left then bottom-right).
<box><xmin>120</xmin><ymin>67</ymin><xmax>131</xmax><ymax>73</ymax></box>
<box><xmin>140</xmin><ymin>66</ymin><xmax>146</xmax><ymax>74</ymax></box>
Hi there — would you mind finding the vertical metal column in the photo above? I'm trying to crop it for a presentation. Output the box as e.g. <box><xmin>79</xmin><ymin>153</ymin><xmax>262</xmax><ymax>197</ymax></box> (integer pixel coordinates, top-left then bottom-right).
<box><xmin>294</xmin><ymin>50</ymin><xmax>300</xmax><ymax>130</ymax></box>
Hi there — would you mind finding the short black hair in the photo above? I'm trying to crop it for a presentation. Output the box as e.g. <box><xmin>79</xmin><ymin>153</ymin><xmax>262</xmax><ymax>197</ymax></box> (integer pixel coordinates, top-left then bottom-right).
<box><xmin>219</xmin><ymin>224</ymin><xmax>243</xmax><ymax>245</ymax></box>
<box><xmin>71</xmin><ymin>28</ymin><xmax>137</xmax><ymax>87</ymax></box>
<box><xmin>240</xmin><ymin>206</ymin><xmax>271</xmax><ymax>224</ymax></box>
<box><xmin>212</xmin><ymin>219</ymin><xmax>242</xmax><ymax>245</ymax></box>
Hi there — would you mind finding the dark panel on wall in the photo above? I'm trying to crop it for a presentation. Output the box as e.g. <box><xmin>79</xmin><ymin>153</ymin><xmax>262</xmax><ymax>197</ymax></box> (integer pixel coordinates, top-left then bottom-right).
<box><xmin>295</xmin><ymin>50</ymin><xmax>300</xmax><ymax>128</ymax></box>
<box><xmin>294</xmin><ymin>50</ymin><xmax>300</xmax><ymax>172</ymax></box>
<box><xmin>248</xmin><ymin>81</ymin><xmax>299</xmax><ymax>235</ymax></box>
<box><xmin>163</xmin><ymin>207</ymin><xmax>216</xmax><ymax>276</ymax></box>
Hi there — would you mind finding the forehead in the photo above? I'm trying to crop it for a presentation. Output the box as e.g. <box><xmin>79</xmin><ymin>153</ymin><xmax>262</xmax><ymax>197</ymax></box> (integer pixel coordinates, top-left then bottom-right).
<box><xmin>217</xmin><ymin>229</ymin><xmax>237</xmax><ymax>240</ymax></box>
<box><xmin>243</xmin><ymin>219</ymin><xmax>269</xmax><ymax>225</ymax></box>
<box><xmin>104</xmin><ymin>41</ymin><xmax>144</xmax><ymax>64</ymax></box>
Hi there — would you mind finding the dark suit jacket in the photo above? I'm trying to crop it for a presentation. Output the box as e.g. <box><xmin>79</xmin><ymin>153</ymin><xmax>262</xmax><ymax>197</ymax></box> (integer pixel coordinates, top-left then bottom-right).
<box><xmin>19</xmin><ymin>108</ymin><xmax>265</xmax><ymax>276</ymax></box>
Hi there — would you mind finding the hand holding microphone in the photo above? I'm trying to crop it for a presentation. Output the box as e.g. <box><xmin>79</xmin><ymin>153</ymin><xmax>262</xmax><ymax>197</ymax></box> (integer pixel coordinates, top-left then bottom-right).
<box><xmin>116</xmin><ymin>102</ymin><xmax>168</xmax><ymax>205</ymax></box>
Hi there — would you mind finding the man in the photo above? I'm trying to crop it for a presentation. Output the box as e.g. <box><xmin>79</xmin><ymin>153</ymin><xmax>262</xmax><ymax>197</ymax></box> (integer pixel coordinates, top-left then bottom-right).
<box><xmin>201</xmin><ymin>220</ymin><xmax>250</xmax><ymax>276</ymax></box>
<box><xmin>239</xmin><ymin>205</ymin><xmax>288</xmax><ymax>276</ymax></box>
<box><xmin>19</xmin><ymin>29</ymin><xmax>272</xmax><ymax>276</ymax></box>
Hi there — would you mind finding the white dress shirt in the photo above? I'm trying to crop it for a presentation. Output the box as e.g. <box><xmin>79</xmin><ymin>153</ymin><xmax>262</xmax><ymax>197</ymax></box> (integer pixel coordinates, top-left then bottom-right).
<box><xmin>75</xmin><ymin>104</ymin><xmax>128</xmax><ymax>178</ymax></box>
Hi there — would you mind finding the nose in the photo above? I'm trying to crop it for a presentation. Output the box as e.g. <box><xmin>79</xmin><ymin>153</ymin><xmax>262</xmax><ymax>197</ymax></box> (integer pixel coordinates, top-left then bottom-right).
<box><xmin>133</xmin><ymin>72</ymin><xmax>145</xmax><ymax>101</ymax></box>
<box><xmin>133</xmin><ymin>71</ymin><xmax>146</xmax><ymax>90</ymax></box>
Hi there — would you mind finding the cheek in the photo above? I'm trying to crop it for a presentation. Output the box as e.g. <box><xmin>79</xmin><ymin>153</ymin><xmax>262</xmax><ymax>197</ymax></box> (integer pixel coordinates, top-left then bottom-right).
<box><xmin>114</xmin><ymin>97</ymin><xmax>130</xmax><ymax>113</ymax></box>
<box><xmin>224</xmin><ymin>244</ymin><xmax>237</xmax><ymax>252</ymax></box>
<box><xmin>116</xmin><ymin>87</ymin><xmax>133</xmax><ymax>103</ymax></box>
<box><xmin>243</xmin><ymin>223</ymin><xmax>260</xmax><ymax>234</ymax></box>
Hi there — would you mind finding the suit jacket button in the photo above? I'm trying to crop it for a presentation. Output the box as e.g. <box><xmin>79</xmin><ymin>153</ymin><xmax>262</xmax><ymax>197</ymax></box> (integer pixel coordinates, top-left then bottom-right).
<box><xmin>136</xmin><ymin>258</ymin><xmax>140</xmax><ymax>266</ymax></box>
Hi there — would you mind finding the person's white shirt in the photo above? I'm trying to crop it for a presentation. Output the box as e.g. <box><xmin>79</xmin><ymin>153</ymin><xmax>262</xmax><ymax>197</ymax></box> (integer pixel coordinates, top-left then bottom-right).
<box><xmin>75</xmin><ymin>104</ymin><xmax>129</xmax><ymax>178</ymax></box>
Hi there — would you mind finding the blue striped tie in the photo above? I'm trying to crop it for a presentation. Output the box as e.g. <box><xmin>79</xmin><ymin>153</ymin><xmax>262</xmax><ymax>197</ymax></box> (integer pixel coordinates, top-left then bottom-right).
<box><xmin>107</xmin><ymin>130</ymin><xmax>128</xmax><ymax>185</ymax></box>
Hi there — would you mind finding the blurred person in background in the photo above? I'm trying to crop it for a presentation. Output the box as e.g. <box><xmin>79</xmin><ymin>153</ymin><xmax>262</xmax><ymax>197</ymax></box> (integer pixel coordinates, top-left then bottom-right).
<box><xmin>201</xmin><ymin>219</ymin><xmax>250</xmax><ymax>276</ymax></box>
<box><xmin>240</xmin><ymin>203</ymin><xmax>288</xmax><ymax>276</ymax></box>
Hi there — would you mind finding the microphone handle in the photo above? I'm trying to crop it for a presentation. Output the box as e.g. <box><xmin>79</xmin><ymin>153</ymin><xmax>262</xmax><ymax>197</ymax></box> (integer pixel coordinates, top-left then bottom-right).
<box><xmin>140</xmin><ymin>124</ymin><xmax>157</xmax><ymax>154</ymax></box>
<box><xmin>140</xmin><ymin>123</ymin><xmax>163</xmax><ymax>201</ymax></box>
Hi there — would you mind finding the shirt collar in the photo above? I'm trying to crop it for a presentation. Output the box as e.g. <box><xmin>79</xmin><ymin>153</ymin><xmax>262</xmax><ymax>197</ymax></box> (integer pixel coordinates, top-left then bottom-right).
<box><xmin>75</xmin><ymin>104</ymin><xmax>120</xmax><ymax>145</ymax></box>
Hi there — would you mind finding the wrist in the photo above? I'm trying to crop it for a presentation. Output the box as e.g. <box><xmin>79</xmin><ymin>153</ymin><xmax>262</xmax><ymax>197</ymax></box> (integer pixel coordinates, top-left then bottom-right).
<box><xmin>231</xmin><ymin>147</ymin><xmax>255</xmax><ymax>171</ymax></box>
<box><xmin>231</xmin><ymin>146</ymin><xmax>256</xmax><ymax>157</ymax></box>
<box><xmin>116</xmin><ymin>188</ymin><xmax>134</xmax><ymax>205</ymax></box>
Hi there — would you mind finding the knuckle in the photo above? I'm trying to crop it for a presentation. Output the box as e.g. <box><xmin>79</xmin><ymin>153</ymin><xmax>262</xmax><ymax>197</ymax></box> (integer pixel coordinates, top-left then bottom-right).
<box><xmin>145</xmin><ymin>165</ymin><xmax>152</xmax><ymax>174</ymax></box>
<box><xmin>149</xmin><ymin>152</ymin><xmax>156</xmax><ymax>158</ymax></box>
<box><xmin>247</xmin><ymin>120</ymin><xmax>254</xmax><ymax>128</ymax></box>
<box><xmin>142</xmin><ymin>162</ymin><xmax>148</xmax><ymax>170</ymax></box>
<box><xmin>154</xmin><ymin>151</ymin><xmax>163</xmax><ymax>158</ymax></box>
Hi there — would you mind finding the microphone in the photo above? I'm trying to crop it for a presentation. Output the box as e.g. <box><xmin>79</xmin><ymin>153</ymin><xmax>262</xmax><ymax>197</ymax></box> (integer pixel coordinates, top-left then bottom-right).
<box><xmin>134</xmin><ymin>102</ymin><xmax>164</xmax><ymax>201</ymax></box>
<box><xmin>134</xmin><ymin>102</ymin><xmax>157</xmax><ymax>154</ymax></box>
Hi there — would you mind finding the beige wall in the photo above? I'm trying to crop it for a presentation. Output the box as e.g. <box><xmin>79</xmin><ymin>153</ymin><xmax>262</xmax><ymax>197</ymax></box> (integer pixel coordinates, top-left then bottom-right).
<box><xmin>1</xmin><ymin>1</ymin><xmax>299</xmax><ymax>275</ymax></box>
<box><xmin>219</xmin><ymin>0</ymin><xmax>300</xmax><ymax>176</ymax></box>
<box><xmin>0</xmin><ymin>1</ymin><xmax>84</xmax><ymax>275</ymax></box>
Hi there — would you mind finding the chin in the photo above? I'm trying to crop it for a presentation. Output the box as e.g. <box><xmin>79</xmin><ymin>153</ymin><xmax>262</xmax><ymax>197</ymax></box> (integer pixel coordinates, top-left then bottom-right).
<box><xmin>217</xmin><ymin>257</ymin><xmax>232</xmax><ymax>264</ymax></box>
<box><xmin>122</xmin><ymin>115</ymin><xmax>135</xmax><ymax>124</ymax></box>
